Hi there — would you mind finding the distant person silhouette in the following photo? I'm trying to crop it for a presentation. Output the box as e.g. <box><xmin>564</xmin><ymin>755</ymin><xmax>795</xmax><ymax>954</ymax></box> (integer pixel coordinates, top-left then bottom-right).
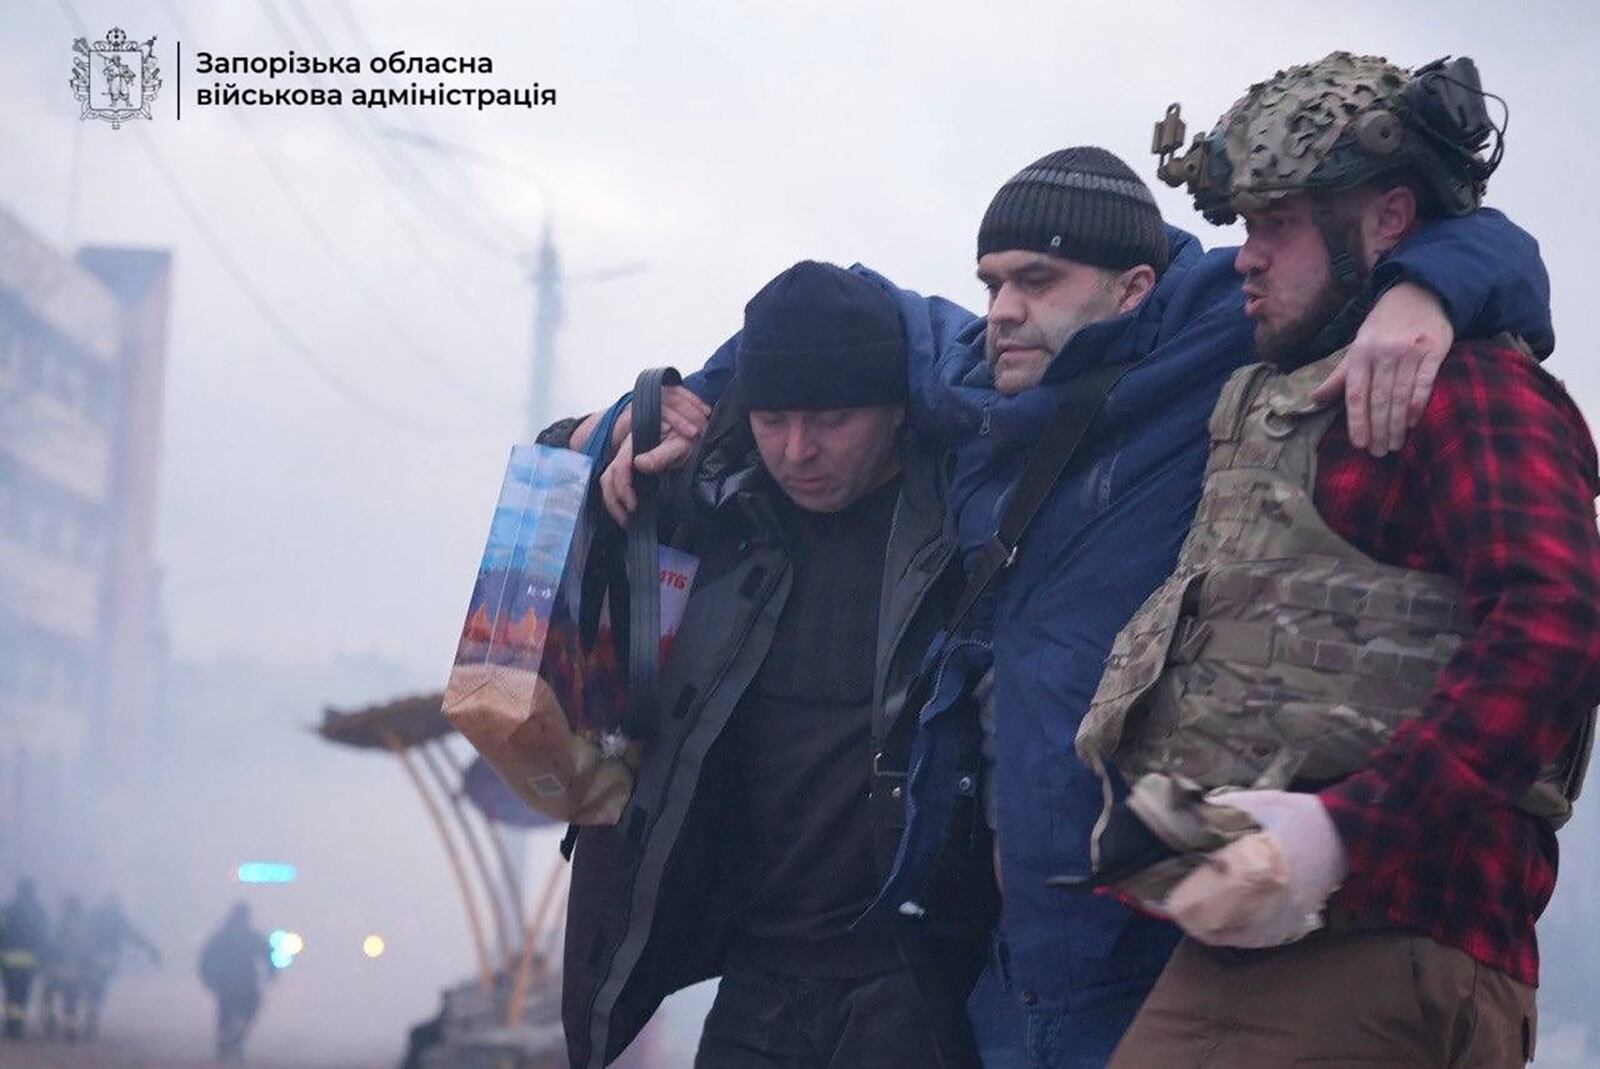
<box><xmin>41</xmin><ymin>895</ymin><xmax>87</xmax><ymax>1040</ymax></box>
<box><xmin>198</xmin><ymin>903</ymin><xmax>273</xmax><ymax>1061</ymax></box>
<box><xmin>0</xmin><ymin>878</ymin><xmax>49</xmax><ymax>1040</ymax></box>
<box><xmin>83</xmin><ymin>895</ymin><xmax>161</xmax><ymax>1040</ymax></box>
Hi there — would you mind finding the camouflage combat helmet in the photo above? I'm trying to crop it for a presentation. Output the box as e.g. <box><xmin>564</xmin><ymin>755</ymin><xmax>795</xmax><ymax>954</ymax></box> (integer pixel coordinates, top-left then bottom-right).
<box><xmin>1152</xmin><ymin>51</ymin><xmax>1502</xmax><ymax>226</ymax></box>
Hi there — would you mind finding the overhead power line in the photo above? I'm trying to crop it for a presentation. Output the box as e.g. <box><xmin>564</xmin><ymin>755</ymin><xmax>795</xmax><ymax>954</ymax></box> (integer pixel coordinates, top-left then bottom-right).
<box><xmin>130</xmin><ymin>129</ymin><xmax>476</xmax><ymax>434</ymax></box>
<box><xmin>270</xmin><ymin>0</ymin><xmax>518</xmax><ymax>260</ymax></box>
<box><xmin>153</xmin><ymin>0</ymin><xmax>514</xmax><ymax>407</ymax></box>
<box><xmin>54</xmin><ymin>0</ymin><xmax>481</xmax><ymax>436</ymax></box>
<box><xmin>247</xmin><ymin>0</ymin><xmax>524</xmax><ymax>348</ymax></box>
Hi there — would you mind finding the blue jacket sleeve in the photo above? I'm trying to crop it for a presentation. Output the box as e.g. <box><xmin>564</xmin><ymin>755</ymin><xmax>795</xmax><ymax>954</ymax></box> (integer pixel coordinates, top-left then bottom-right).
<box><xmin>1376</xmin><ymin>207</ymin><xmax>1553</xmax><ymax>357</ymax></box>
<box><xmin>680</xmin><ymin>331</ymin><xmax>739</xmax><ymax>406</ymax></box>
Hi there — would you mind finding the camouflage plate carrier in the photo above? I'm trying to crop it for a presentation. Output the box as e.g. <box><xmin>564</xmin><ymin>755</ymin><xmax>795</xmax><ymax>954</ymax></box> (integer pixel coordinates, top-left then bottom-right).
<box><xmin>1075</xmin><ymin>347</ymin><xmax>1595</xmax><ymax>902</ymax></box>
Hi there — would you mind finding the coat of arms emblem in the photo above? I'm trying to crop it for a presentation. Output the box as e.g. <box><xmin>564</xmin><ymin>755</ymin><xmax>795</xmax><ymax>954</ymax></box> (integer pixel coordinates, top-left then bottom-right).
<box><xmin>71</xmin><ymin>27</ymin><xmax>162</xmax><ymax>129</ymax></box>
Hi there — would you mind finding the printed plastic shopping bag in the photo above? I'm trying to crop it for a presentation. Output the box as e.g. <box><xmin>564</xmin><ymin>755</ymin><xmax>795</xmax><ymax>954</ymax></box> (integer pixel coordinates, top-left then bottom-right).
<box><xmin>442</xmin><ymin>443</ymin><xmax>697</xmax><ymax>824</ymax></box>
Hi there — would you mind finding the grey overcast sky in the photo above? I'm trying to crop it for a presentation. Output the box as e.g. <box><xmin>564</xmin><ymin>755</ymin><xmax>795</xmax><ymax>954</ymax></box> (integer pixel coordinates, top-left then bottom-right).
<box><xmin>4</xmin><ymin>0</ymin><xmax>1598</xmax><ymax>682</ymax></box>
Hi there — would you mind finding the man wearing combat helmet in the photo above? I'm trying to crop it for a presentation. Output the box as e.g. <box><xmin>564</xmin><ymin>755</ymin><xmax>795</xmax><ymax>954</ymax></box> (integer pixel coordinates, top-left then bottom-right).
<box><xmin>1077</xmin><ymin>52</ymin><xmax>1600</xmax><ymax>1066</ymax></box>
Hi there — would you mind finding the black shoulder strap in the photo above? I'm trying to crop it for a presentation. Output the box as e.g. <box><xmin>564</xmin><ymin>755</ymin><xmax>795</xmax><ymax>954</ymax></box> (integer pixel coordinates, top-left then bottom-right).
<box><xmin>623</xmin><ymin>366</ymin><xmax>682</xmax><ymax>741</ymax></box>
<box><xmin>945</xmin><ymin>358</ymin><xmax>1135</xmax><ymax>635</ymax></box>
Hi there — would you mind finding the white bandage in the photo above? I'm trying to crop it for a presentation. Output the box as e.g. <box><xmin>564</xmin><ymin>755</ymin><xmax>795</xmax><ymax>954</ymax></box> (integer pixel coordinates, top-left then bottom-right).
<box><xmin>1164</xmin><ymin>789</ymin><xmax>1348</xmax><ymax>949</ymax></box>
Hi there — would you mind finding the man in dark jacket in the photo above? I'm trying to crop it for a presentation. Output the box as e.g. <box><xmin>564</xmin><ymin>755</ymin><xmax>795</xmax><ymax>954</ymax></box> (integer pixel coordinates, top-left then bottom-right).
<box><xmin>548</xmin><ymin>261</ymin><xmax>994</xmax><ymax>1069</ymax></box>
<box><xmin>0</xmin><ymin>877</ymin><xmax>49</xmax><ymax>1040</ymax></box>
<box><xmin>198</xmin><ymin>903</ymin><xmax>274</xmax><ymax>1062</ymax></box>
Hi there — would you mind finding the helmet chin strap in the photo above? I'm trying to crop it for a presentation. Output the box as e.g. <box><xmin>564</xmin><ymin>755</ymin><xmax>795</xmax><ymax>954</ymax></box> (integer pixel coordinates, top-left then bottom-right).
<box><xmin>1303</xmin><ymin>290</ymin><xmax>1377</xmax><ymax>368</ymax></box>
<box><xmin>1310</xmin><ymin>196</ymin><xmax>1369</xmax><ymax>297</ymax></box>
<box><xmin>1302</xmin><ymin>197</ymin><xmax>1376</xmax><ymax>363</ymax></box>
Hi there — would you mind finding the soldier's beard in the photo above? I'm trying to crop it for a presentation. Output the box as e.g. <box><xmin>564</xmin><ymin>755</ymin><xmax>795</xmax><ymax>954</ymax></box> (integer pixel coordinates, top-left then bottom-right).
<box><xmin>1253</xmin><ymin>274</ymin><xmax>1349</xmax><ymax>369</ymax></box>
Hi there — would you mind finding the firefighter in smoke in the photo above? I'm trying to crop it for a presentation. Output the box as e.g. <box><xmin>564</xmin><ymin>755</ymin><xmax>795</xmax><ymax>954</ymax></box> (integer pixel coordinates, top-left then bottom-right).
<box><xmin>0</xmin><ymin>877</ymin><xmax>49</xmax><ymax>1040</ymax></box>
<box><xmin>82</xmin><ymin>894</ymin><xmax>161</xmax><ymax>1040</ymax></box>
<box><xmin>40</xmin><ymin>894</ymin><xmax>87</xmax><ymax>1040</ymax></box>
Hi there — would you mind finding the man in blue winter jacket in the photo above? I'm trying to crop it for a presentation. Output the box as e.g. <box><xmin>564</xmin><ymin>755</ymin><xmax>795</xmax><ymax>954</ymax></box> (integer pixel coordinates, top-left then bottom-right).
<box><xmin>575</xmin><ymin>139</ymin><xmax>1550</xmax><ymax>1068</ymax></box>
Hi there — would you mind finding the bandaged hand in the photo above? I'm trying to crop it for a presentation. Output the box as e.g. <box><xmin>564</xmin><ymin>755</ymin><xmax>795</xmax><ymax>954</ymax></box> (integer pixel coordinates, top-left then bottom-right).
<box><xmin>1164</xmin><ymin>789</ymin><xmax>1348</xmax><ymax>949</ymax></box>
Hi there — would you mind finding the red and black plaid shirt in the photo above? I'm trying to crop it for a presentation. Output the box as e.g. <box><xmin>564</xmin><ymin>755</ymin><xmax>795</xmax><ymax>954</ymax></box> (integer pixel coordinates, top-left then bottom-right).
<box><xmin>1315</xmin><ymin>337</ymin><xmax>1600</xmax><ymax>985</ymax></box>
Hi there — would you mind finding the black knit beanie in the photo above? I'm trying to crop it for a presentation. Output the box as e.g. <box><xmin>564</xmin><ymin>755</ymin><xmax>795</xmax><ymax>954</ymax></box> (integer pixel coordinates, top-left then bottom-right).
<box><xmin>737</xmin><ymin>261</ymin><xmax>907</xmax><ymax>411</ymax></box>
<box><xmin>978</xmin><ymin>146</ymin><xmax>1170</xmax><ymax>276</ymax></box>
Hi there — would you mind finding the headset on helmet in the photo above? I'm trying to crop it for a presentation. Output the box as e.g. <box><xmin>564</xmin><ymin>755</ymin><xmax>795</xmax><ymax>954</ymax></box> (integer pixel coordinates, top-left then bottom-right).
<box><xmin>1152</xmin><ymin>51</ymin><xmax>1505</xmax><ymax>227</ymax></box>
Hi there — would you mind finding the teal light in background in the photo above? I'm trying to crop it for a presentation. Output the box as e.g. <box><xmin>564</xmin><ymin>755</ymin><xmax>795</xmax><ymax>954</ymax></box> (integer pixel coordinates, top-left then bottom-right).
<box><xmin>267</xmin><ymin>928</ymin><xmax>304</xmax><ymax>970</ymax></box>
<box><xmin>236</xmin><ymin>862</ymin><xmax>298</xmax><ymax>884</ymax></box>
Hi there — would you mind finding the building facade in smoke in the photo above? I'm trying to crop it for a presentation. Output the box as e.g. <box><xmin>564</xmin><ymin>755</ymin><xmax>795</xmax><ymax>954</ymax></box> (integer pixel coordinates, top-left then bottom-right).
<box><xmin>0</xmin><ymin>202</ymin><xmax>170</xmax><ymax>883</ymax></box>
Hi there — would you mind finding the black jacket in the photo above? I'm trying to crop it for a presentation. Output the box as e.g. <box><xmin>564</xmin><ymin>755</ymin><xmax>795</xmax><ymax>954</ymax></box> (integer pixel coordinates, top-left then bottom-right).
<box><xmin>557</xmin><ymin>390</ymin><xmax>996</xmax><ymax>1069</ymax></box>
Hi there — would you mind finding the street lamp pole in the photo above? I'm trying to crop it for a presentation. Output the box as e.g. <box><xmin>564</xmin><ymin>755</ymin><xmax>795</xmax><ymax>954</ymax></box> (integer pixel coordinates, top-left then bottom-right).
<box><xmin>526</xmin><ymin>219</ymin><xmax>563</xmax><ymax>439</ymax></box>
<box><xmin>381</xmin><ymin>127</ymin><xmax>647</xmax><ymax>443</ymax></box>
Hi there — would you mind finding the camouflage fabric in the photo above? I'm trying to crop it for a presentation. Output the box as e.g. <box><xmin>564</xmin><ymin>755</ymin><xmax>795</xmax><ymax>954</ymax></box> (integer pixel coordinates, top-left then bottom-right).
<box><xmin>1170</xmin><ymin>51</ymin><xmax>1482</xmax><ymax>224</ymax></box>
<box><xmin>1076</xmin><ymin>348</ymin><xmax>1587</xmax><ymax>901</ymax></box>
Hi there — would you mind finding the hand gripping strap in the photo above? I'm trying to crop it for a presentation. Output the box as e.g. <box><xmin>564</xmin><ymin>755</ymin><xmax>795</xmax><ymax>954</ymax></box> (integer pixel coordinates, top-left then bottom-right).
<box><xmin>624</xmin><ymin>366</ymin><xmax>682</xmax><ymax>741</ymax></box>
<box><xmin>577</xmin><ymin>393</ymin><xmax>634</xmax><ymax>653</ymax></box>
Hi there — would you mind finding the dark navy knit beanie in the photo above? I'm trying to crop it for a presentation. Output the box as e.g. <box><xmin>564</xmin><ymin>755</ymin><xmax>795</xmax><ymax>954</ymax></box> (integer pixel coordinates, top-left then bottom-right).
<box><xmin>737</xmin><ymin>261</ymin><xmax>907</xmax><ymax>411</ymax></box>
<box><xmin>978</xmin><ymin>146</ymin><xmax>1169</xmax><ymax>276</ymax></box>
